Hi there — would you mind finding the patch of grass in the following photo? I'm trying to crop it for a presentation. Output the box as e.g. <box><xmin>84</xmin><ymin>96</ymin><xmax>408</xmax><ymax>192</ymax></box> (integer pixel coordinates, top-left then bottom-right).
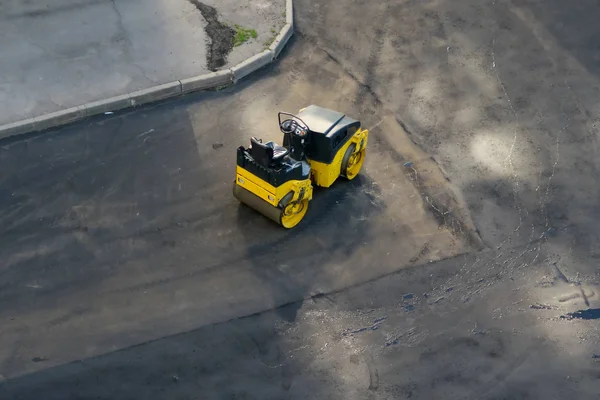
<box><xmin>232</xmin><ymin>24</ymin><xmax>258</xmax><ymax>47</ymax></box>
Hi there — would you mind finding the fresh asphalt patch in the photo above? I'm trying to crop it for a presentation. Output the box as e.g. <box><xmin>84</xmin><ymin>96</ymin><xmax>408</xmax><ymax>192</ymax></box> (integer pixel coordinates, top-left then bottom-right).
<box><xmin>0</xmin><ymin>38</ymin><xmax>481</xmax><ymax>387</ymax></box>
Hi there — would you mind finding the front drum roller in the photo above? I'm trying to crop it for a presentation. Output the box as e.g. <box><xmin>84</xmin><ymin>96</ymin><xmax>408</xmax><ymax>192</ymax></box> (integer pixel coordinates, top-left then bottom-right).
<box><xmin>341</xmin><ymin>142</ymin><xmax>366</xmax><ymax>180</ymax></box>
<box><xmin>233</xmin><ymin>183</ymin><xmax>309</xmax><ymax>229</ymax></box>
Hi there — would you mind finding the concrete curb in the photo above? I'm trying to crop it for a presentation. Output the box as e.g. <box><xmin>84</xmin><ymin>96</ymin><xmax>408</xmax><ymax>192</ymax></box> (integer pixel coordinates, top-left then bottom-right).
<box><xmin>0</xmin><ymin>0</ymin><xmax>295</xmax><ymax>141</ymax></box>
<box><xmin>269</xmin><ymin>23</ymin><xmax>293</xmax><ymax>59</ymax></box>
<box><xmin>232</xmin><ymin>50</ymin><xmax>274</xmax><ymax>83</ymax></box>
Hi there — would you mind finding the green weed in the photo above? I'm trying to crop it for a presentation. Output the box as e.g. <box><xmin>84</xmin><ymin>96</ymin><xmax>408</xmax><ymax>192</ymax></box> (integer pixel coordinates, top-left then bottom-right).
<box><xmin>233</xmin><ymin>24</ymin><xmax>258</xmax><ymax>47</ymax></box>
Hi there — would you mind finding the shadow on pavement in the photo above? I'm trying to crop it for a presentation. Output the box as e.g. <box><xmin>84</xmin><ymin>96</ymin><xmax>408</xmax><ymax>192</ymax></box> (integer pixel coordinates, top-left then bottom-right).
<box><xmin>561</xmin><ymin>308</ymin><xmax>600</xmax><ymax>321</ymax></box>
<box><xmin>0</xmin><ymin>310</ymin><xmax>309</xmax><ymax>400</ymax></box>
<box><xmin>0</xmin><ymin>99</ymin><xmax>208</xmax><ymax>317</ymax></box>
<box><xmin>235</xmin><ymin>171</ymin><xmax>385</xmax><ymax>322</ymax></box>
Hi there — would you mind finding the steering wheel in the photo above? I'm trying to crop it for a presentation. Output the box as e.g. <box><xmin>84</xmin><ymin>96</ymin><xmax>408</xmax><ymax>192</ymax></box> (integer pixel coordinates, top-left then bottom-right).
<box><xmin>280</xmin><ymin>118</ymin><xmax>307</xmax><ymax>137</ymax></box>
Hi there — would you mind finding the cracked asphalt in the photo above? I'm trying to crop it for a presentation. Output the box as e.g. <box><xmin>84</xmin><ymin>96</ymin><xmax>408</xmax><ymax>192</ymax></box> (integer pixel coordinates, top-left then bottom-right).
<box><xmin>2</xmin><ymin>0</ymin><xmax>600</xmax><ymax>399</ymax></box>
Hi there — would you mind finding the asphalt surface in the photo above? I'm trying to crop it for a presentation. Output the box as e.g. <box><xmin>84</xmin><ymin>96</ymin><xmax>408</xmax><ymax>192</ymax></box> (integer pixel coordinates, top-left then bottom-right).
<box><xmin>0</xmin><ymin>0</ymin><xmax>285</xmax><ymax>125</ymax></box>
<box><xmin>2</xmin><ymin>0</ymin><xmax>600</xmax><ymax>399</ymax></box>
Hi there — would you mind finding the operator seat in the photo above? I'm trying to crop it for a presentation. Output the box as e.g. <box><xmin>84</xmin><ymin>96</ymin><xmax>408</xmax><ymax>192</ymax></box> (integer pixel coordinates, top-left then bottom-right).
<box><xmin>265</xmin><ymin>141</ymin><xmax>289</xmax><ymax>161</ymax></box>
<box><xmin>249</xmin><ymin>137</ymin><xmax>289</xmax><ymax>167</ymax></box>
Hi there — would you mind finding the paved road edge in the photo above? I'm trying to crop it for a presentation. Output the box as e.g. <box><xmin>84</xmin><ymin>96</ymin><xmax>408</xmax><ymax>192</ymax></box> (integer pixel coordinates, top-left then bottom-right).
<box><xmin>0</xmin><ymin>0</ymin><xmax>294</xmax><ymax>142</ymax></box>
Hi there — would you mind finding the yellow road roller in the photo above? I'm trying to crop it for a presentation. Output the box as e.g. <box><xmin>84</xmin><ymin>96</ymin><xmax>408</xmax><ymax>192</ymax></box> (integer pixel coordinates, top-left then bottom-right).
<box><xmin>233</xmin><ymin>105</ymin><xmax>369</xmax><ymax>228</ymax></box>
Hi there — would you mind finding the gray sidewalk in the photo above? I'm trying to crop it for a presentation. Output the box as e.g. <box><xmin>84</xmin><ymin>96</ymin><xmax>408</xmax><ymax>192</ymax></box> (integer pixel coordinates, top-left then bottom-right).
<box><xmin>0</xmin><ymin>0</ymin><xmax>287</xmax><ymax>128</ymax></box>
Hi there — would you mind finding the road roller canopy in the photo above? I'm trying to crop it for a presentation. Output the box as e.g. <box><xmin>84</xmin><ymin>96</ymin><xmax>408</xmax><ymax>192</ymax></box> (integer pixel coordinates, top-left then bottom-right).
<box><xmin>293</xmin><ymin>105</ymin><xmax>362</xmax><ymax>164</ymax></box>
<box><xmin>296</xmin><ymin>105</ymin><xmax>360</xmax><ymax>137</ymax></box>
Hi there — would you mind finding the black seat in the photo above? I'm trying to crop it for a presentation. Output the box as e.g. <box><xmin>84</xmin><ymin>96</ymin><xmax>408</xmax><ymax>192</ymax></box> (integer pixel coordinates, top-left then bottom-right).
<box><xmin>249</xmin><ymin>137</ymin><xmax>289</xmax><ymax>168</ymax></box>
<box><xmin>249</xmin><ymin>137</ymin><xmax>272</xmax><ymax>167</ymax></box>
<box><xmin>250</xmin><ymin>137</ymin><xmax>289</xmax><ymax>168</ymax></box>
<box><xmin>264</xmin><ymin>141</ymin><xmax>289</xmax><ymax>161</ymax></box>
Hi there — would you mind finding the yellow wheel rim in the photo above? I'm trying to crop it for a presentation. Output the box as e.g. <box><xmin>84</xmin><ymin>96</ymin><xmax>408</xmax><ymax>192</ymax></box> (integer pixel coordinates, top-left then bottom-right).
<box><xmin>281</xmin><ymin>199</ymin><xmax>309</xmax><ymax>228</ymax></box>
<box><xmin>345</xmin><ymin>149</ymin><xmax>365</xmax><ymax>180</ymax></box>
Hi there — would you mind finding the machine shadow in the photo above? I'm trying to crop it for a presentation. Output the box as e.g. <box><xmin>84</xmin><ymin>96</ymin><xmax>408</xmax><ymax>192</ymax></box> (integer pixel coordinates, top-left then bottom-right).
<box><xmin>234</xmin><ymin>170</ymin><xmax>385</xmax><ymax>322</ymax></box>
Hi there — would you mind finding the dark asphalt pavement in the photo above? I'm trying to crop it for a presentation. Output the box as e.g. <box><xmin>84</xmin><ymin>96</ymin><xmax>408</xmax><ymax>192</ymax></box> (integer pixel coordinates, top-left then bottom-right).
<box><xmin>0</xmin><ymin>37</ymin><xmax>476</xmax><ymax>382</ymax></box>
<box><xmin>2</xmin><ymin>0</ymin><xmax>600</xmax><ymax>399</ymax></box>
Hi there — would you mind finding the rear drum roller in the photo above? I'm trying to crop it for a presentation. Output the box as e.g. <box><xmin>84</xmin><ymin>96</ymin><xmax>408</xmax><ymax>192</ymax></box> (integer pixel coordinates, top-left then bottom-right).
<box><xmin>341</xmin><ymin>143</ymin><xmax>365</xmax><ymax>180</ymax></box>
